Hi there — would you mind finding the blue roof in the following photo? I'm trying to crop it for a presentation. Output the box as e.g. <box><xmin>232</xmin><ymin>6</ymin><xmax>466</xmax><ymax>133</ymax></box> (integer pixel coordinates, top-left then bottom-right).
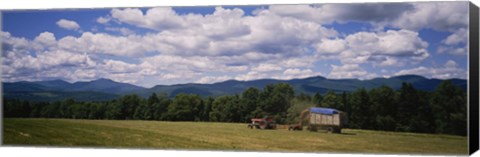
<box><xmin>309</xmin><ymin>107</ymin><xmax>339</xmax><ymax>115</ymax></box>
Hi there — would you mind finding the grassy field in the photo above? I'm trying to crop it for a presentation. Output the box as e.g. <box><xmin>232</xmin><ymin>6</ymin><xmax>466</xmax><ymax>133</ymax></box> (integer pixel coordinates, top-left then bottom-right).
<box><xmin>3</xmin><ymin>118</ymin><xmax>467</xmax><ymax>155</ymax></box>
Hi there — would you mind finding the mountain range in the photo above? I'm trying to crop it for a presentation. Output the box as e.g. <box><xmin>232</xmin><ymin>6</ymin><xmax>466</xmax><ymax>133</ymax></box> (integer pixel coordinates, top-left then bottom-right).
<box><xmin>2</xmin><ymin>75</ymin><xmax>467</xmax><ymax>102</ymax></box>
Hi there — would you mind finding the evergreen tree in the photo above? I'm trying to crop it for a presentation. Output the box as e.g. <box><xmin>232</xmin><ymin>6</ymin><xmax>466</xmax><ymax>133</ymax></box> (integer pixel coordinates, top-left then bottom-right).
<box><xmin>396</xmin><ymin>83</ymin><xmax>420</xmax><ymax>132</ymax></box>
<box><xmin>241</xmin><ymin>87</ymin><xmax>260</xmax><ymax>122</ymax></box>
<box><xmin>369</xmin><ymin>86</ymin><xmax>396</xmax><ymax>131</ymax></box>
<box><xmin>167</xmin><ymin>94</ymin><xmax>203</xmax><ymax>121</ymax></box>
<box><xmin>312</xmin><ymin>92</ymin><xmax>323</xmax><ymax>106</ymax></box>
<box><xmin>430</xmin><ymin>80</ymin><xmax>467</xmax><ymax>135</ymax></box>
<box><xmin>349</xmin><ymin>88</ymin><xmax>372</xmax><ymax>129</ymax></box>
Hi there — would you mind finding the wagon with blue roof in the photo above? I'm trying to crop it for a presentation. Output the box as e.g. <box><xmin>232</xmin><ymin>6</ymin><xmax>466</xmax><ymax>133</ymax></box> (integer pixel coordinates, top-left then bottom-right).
<box><xmin>289</xmin><ymin>107</ymin><xmax>348</xmax><ymax>133</ymax></box>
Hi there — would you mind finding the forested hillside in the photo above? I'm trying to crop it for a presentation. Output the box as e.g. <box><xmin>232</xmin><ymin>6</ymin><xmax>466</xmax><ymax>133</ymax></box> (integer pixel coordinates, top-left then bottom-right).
<box><xmin>4</xmin><ymin>80</ymin><xmax>467</xmax><ymax>136</ymax></box>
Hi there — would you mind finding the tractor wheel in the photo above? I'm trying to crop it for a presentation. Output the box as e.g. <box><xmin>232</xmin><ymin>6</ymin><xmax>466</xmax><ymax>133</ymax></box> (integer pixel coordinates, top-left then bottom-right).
<box><xmin>334</xmin><ymin>128</ymin><xmax>341</xmax><ymax>133</ymax></box>
<box><xmin>327</xmin><ymin>127</ymin><xmax>334</xmax><ymax>133</ymax></box>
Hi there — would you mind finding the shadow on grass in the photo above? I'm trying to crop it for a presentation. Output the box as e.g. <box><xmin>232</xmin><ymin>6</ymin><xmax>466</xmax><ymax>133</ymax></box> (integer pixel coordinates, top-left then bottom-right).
<box><xmin>339</xmin><ymin>133</ymin><xmax>356</xmax><ymax>135</ymax></box>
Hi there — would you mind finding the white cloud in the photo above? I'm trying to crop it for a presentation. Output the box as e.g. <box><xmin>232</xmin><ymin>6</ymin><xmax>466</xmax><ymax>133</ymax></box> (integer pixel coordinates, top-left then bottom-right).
<box><xmin>346</xmin><ymin>30</ymin><xmax>429</xmax><ymax>57</ymax></box>
<box><xmin>1</xmin><ymin>31</ymin><xmax>31</xmax><ymax>52</ymax></box>
<box><xmin>157</xmin><ymin>71</ymin><xmax>202</xmax><ymax>84</ymax></box>
<box><xmin>34</xmin><ymin>32</ymin><xmax>56</xmax><ymax>46</ymax></box>
<box><xmin>444</xmin><ymin>60</ymin><xmax>457</xmax><ymax>68</ymax></box>
<box><xmin>143</xmin><ymin>55</ymin><xmax>214</xmax><ymax>72</ymax></box>
<box><xmin>268</xmin><ymin>3</ymin><xmax>413</xmax><ymax>25</ymax></box>
<box><xmin>394</xmin><ymin>60</ymin><xmax>466</xmax><ymax>79</ymax></box>
<box><xmin>196</xmin><ymin>76</ymin><xmax>232</xmax><ymax>84</ymax></box>
<box><xmin>442</xmin><ymin>28</ymin><xmax>468</xmax><ymax>46</ymax></box>
<box><xmin>315</xmin><ymin>29</ymin><xmax>429</xmax><ymax>65</ymax></box>
<box><xmin>436</xmin><ymin>27</ymin><xmax>468</xmax><ymax>56</ymax></box>
<box><xmin>102</xmin><ymin>59</ymin><xmax>139</xmax><ymax>73</ymax></box>
<box><xmin>4</xmin><ymin>49</ymin><xmax>87</xmax><ymax>72</ymax></box>
<box><xmin>281</xmin><ymin>56</ymin><xmax>316</xmax><ymax>68</ymax></box>
<box><xmin>252</xmin><ymin>63</ymin><xmax>282</xmax><ymax>72</ymax></box>
<box><xmin>201</xmin><ymin>7</ymin><xmax>251</xmax><ymax>39</ymax></box>
<box><xmin>73</xmin><ymin>69</ymin><xmax>97</xmax><ymax>80</ymax></box>
<box><xmin>2</xmin><ymin>49</ymin><xmax>92</xmax><ymax>82</ymax></box>
<box><xmin>235</xmin><ymin>71</ymin><xmax>268</xmax><ymax>81</ymax></box>
<box><xmin>108</xmin><ymin>6</ymin><xmax>337</xmax><ymax>58</ymax></box>
<box><xmin>104</xmin><ymin>27</ymin><xmax>134</xmax><ymax>36</ymax></box>
<box><xmin>56</xmin><ymin>19</ymin><xmax>81</xmax><ymax>30</ymax></box>
<box><xmin>57</xmin><ymin>32</ymin><xmax>149</xmax><ymax>56</ymax></box>
<box><xmin>437</xmin><ymin>46</ymin><xmax>467</xmax><ymax>56</ymax></box>
<box><xmin>378</xmin><ymin>57</ymin><xmax>400</xmax><ymax>67</ymax></box>
<box><xmin>328</xmin><ymin>64</ymin><xmax>377</xmax><ymax>79</ymax></box>
<box><xmin>281</xmin><ymin>68</ymin><xmax>321</xmax><ymax>80</ymax></box>
<box><xmin>392</xmin><ymin>2</ymin><xmax>468</xmax><ymax>31</ymax></box>
<box><xmin>111</xmin><ymin>7</ymin><xmax>185</xmax><ymax>31</ymax></box>
<box><xmin>268</xmin><ymin>2</ymin><xmax>468</xmax><ymax>32</ymax></box>
<box><xmin>96</xmin><ymin>16</ymin><xmax>111</xmax><ymax>24</ymax></box>
<box><xmin>315</xmin><ymin>38</ymin><xmax>346</xmax><ymax>54</ymax></box>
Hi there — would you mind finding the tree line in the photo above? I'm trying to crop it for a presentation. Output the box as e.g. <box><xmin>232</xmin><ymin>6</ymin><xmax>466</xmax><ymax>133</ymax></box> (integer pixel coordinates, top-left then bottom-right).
<box><xmin>4</xmin><ymin>81</ymin><xmax>467</xmax><ymax>136</ymax></box>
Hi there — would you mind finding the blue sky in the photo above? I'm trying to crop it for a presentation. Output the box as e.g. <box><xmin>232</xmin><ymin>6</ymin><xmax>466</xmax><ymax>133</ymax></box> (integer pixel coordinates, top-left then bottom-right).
<box><xmin>1</xmin><ymin>2</ymin><xmax>469</xmax><ymax>87</ymax></box>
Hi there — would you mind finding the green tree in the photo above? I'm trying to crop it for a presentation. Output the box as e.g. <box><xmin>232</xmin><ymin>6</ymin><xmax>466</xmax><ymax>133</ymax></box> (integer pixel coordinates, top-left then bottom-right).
<box><xmin>105</xmin><ymin>100</ymin><xmax>122</xmax><ymax>119</ymax></box>
<box><xmin>296</xmin><ymin>93</ymin><xmax>312</xmax><ymax>102</ymax></box>
<box><xmin>411</xmin><ymin>91</ymin><xmax>435</xmax><ymax>133</ymax></box>
<box><xmin>133</xmin><ymin>102</ymin><xmax>148</xmax><ymax>120</ymax></box>
<box><xmin>30</xmin><ymin>102</ymin><xmax>49</xmax><ymax>118</ymax></box>
<box><xmin>201</xmin><ymin>97</ymin><xmax>214</xmax><ymax>121</ymax></box>
<box><xmin>349</xmin><ymin>88</ymin><xmax>372</xmax><ymax>129</ymax></box>
<box><xmin>134</xmin><ymin>93</ymin><xmax>160</xmax><ymax>120</ymax></box>
<box><xmin>148</xmin><ymin>93</ymin><xmax>160</xmax><ymax>105</ymax></box>
<box><xmin>167</xmin><ymin>94</ymin><xmax>203</xmax><ymax>121</ymax></box>
<box><xmin>321</xmin><ymin>91</ymin><xmax>340</xmax><ymax>108</ymax></box>
<box><xmin>88</xmin><ymin>102</ymin><xmax>106</xmax><ymax>119</ymax></box>
<box><xmin>210</xmin><ymin>95</ymin><xmax>243</xmax><ymax>122</ymax></box>
<box><xmin>431</xmin><ymin>80</ymin><xmax>467</xmax><ymax>135</ymax></box>
<box><xmin>258</xmin><ymin>83</ymin><xmax>295</xmax><ymax>123</ymax></box>
<box><xmin>152</xmin><ymin>93</ymin><xmax>171</xmax><ymax>120</ymax></box>
<box><xmin>119</xmin><ymin>94</ymin><xmax>142</xmax><ymax>119</ymax></box>
<box><xmin>240</xmin><ymin>87</ymin><xmax>260</xmax><ymax>122</ymax></box>
<box><xmin>4</xmin><ymin>99</ymin><xmax>31</xmax><ymax>118</ymax></box>
<box><xmin>70</xmin><ymin>102</ymin><xmax>89</xmax><ymax>119</ymax></box>
<box><xmin>312</xmin><ymin>92</ymin><xmax>323</xmax><ymax>106</ymax></box>
<box><xmin>396</xmin><ymin>82</ymin><xmax>421</xmax><ymax>132</ymax></box>
<box><xmin>369</xmin><ymin>86</ymin><xmax>396</xmax><ymax>131</ymax></box>
<box><xmin>40</xmin><ymin>102</ymin><xmax>61</xmax><ymax>118</ymax></box>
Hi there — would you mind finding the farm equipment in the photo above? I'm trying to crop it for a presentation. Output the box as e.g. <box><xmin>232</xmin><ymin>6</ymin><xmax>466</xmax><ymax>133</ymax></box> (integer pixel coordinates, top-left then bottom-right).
<box><xmin>289</xmin><ymin>107</ymin><xmax>348</xmax><ymax>133</ymax></box>
<box><xmin>288</xmin><ymin>109</ymin><xmax>309</xmax><ymax>131</ymax></box>
<box><xmin>248</xmin><ymin>116</ymin><xmax>277</xmax><ymax>129</ymax></box>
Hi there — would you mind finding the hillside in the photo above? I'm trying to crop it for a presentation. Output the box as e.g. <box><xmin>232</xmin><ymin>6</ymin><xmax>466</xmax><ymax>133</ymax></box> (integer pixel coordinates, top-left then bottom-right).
<box><xmin>2</xmin><ymin>75</ymin><xmax>467</xmax><ymax>102</ymax></box>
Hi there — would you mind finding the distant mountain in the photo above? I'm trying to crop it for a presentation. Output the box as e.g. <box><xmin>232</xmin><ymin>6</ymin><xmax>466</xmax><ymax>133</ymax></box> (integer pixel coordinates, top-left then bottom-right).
<box><xmin>35</xmin><ymin>79</ymin><xmax>71</xmax><ymax>89</ymax></box>
<box><xmin>3</xmin><ymin>78</ymin><xmax>145</xmax><ymax>101</ymax></box>
<box><xmin>68</xmin><ymin>78</ymin><xmax>145</xmax><ymax>95</ymax></box>
<box><xmin>2</xmin><ymin>75</ymin><xmax>467</xmax><ymax>102</ymax></box>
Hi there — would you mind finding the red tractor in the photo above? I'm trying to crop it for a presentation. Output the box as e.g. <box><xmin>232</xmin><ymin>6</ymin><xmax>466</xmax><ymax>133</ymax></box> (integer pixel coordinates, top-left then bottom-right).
<box><xmin>247</xmin><ymin>116</ymin><xmax>276</xmax><ymax>129</ymax></box>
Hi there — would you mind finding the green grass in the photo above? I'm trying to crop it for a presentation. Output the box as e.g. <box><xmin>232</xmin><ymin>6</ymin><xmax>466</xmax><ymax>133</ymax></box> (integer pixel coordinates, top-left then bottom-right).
<box><xmin>3</xmin><ymin>118</ymin><xmax>467</xmax><ymax>155</ymax></box>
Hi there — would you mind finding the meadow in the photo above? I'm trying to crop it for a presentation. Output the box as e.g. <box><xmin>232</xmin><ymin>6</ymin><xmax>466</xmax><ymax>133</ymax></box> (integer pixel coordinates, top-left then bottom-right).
<box><xmin>3</xmin><ymin>118</ymin><xmax>468</xmax><ymax>155</ymax></box>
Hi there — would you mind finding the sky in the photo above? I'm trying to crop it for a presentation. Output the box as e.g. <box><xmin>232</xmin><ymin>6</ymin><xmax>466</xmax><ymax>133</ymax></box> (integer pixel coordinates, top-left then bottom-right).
<box><xmin>1</xmin><ymin>2</ymin><xmax>469</xmax><ymax>88</ymax></box>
